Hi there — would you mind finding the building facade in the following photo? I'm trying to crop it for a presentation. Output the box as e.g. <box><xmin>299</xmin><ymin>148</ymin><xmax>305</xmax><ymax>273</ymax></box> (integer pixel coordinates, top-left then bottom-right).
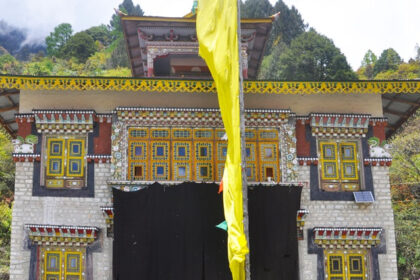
<box><xmin>3</xmin><ymin>13</ymin><xmax>416</xmax><ymax>280</ymax></box>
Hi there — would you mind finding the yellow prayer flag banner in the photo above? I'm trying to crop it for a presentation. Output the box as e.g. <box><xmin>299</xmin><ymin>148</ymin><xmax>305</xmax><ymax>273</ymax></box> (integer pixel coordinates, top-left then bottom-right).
<box><xmin>196</xmin><ymin>0</ymin><xmax>249</xmax><ymax>279</ymax></box>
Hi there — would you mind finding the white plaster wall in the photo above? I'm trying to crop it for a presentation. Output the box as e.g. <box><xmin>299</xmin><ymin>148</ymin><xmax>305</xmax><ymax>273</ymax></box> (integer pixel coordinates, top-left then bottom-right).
<box><xmin>297</xmin><ymin>165</ymin><xmax>398</xmax><ymax>280</ymax></box>
<box><xmin>19</xmin><ymin>89</ymin><xmax>384</xmax><ymax>117</ymax></box>
<box><xmin>10</xmin><ymin>162</ymin><xmax>113</xmax><ymax>280</ymax></box>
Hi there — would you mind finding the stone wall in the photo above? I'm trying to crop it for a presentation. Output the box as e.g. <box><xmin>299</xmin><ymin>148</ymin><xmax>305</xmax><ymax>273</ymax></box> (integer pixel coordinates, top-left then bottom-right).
<box><xmin>298</xmin><ymin>165</ymin><xmax>398</xmax><ymax>280</ymax></box>
<box><xmin>10</xmin><ymin>162</ymin><xmax>113</xmax><ymax>280</ymax></box>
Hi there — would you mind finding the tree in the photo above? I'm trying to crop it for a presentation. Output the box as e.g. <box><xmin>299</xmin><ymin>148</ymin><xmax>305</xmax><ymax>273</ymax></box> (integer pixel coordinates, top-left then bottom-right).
<box><xmin>241</xmin><ymin>0</ymin><xmax>273</xmax><ymax>18</ymax></box>
<box><xmin>260</xmin><ymin>29</ymin><xmax>357</xmax><ymax>80</ymax></box>
<box><xmin>61</xmin><ymin>32</ymin><xmax>97</xmax><ymax>63</ymax></box>
<box><xmin>389</xmin><ymin>110</ymin><xmax>420</xmax><ymax>279</ymax></box>
<box><xmin>269</xmin><ymin>1</ymin><xmax>306</xmax><ymax>48</ymax></box>
<box><xmin>45</xmin><ymin>23</ymin><xmax>73</xmax><ymax>57</ymax></box>
<box><xmin>109</xmin><ymin>0</ymin><xmax>144</xmax><ymax>34</ymax></box>
<box><xmin>361</xmin><ymin>50</ymin><xmax>377</xmax><ymax>67</ymax></box>
<box><xmin>373</xmin><ymin>48</ymin><xmax>402</xmax><ymax>76</ymax></box>
<box><xmin>85</xmin><ymin>25</ymin><xmax>113</xmax><ymax>47</ymax></box>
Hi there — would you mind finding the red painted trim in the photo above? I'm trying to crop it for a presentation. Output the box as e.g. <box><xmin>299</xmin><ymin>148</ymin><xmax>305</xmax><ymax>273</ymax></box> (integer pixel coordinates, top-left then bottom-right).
<box><xmin>372</xmin><ymin>122</ymin><xmax>386</xmax><ymax>142</ymax></box>
<box><xmin>296</xmin><ymin>121</ymin><xmax>310</xmax><ymax>157</ymax></box>
<box><xmin>94</xmin><ymin>122</ymin><xmax>111</xmax><ymax>155</ymax></box>
<box><xmin>17</xmin><ymin>121</ymin><xmax>32</xmax><ymax>138</ymax></box>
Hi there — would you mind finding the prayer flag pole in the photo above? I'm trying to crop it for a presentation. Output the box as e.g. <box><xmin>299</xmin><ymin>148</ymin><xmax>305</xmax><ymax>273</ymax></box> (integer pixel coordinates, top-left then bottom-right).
<box><xmin>237</xmin><ymin>1</ymin><xmax>250</xmax><ymax>279</ymax></box>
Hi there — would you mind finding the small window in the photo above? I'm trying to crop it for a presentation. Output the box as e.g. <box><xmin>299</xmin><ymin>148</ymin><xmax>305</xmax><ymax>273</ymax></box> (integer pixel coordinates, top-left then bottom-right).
<box><xmin>222</xmin><ymin>147</ymin><xmax>227</xmax><ymax>157</ymax></box>
<box><xmin>325</xmin><ymin>250</ymin><xmax>367</xmax><ymax>280</ymax></box>
<box><xmin>246</xmin><ymin>148</ymin><xmax>251</xmax><ymax>158</ymax></box>
<box><xmin>200</xmin><ymin>166</ymin><xmax>208</xmax><ymax>177</ymax></box>
<box><xmin>265</xmin><ymin>167</ymin><xmax>273</xmax><ymax>178</ymax></box>
<box><xmin>45</xmin><ymin>137</ymin><xmax>86</xmax><ymax>189</ymax></box>
<box><xmin>156</xmin><ymin>146</ymin><xmax>164</xmax><ymax>156</ymax></box>
<box><xmin>246</xmin><ymin>167</ymin><xmax>252</xmax><ymax>177</ymax></box>
<box><xmin>265</xmin><ymin>148</ymin><xmax>273</xmax><ymax>158</ymax></box>
<box><xmin>319</xmin><ymin>141</ymin><xmax>361</xmax><ymax>192</ymax></box>
<box><xmin>178</xmin><ymin>166</ymin><xmax>186</xmax><ymax>177</ymax></box>
<box><xmin>200</xmin><ymin>147</ymin><xmax>208</xmax><ymax>157</ymax></box>
<box><xmin>134</xmin><ymin>166</ymin><xmax>143</xmax><ymax>177</ymax></box>
<box><xmin>157</xmin><ymin>166</ymin><xmax>164</xmax><ymax>175</ymax></box>
<box><xmin>178</xmin><ymin>147</ymin><xmax>186</xmax><ymax>157</ymax></box>
<box><xmin>42</xmin><ymin>249</ymin><xmax>83</xmax><ymax>280</ymax></box>
<box><xmin>134</xmin><ymin>146</ymin><xmax>142</xmax><ymax>156</ymax></box>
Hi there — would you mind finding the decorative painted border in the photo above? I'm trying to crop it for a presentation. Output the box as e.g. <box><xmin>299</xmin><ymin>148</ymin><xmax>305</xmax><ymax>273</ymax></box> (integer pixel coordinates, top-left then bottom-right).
<box><xmin>100</xmin><ymin>207</ymin><xmax>114</xmax><ymax>238</ymax></box>
<box><xmin>12</xmin><ymin>153</ymin><xmax>41</xmax><ymax>162</ymax></box>
<box><xmin>25</xmin><ymin>224</ymin><xmax>99</xmax><ymax>246</ymax></box>
<box><xmin>313</xmin><ymin>227</ymin><xmax>382</xmax><ymax>248</ymax></box>
<box><xmin>364</xmin><ymin>158</ymin><xmax>392</xmax><ymax>166</ymax></box>
<box><xmin>308</xmin><ymin>228</ymin><xmax>386</xmax><ymax>280</ymax></box>
<box><xmin>309</xmin><ymin>113</ymin><xmax>370</xmax><ymax>137</ymax></box>
<box><xmin>297</xmin><ymin>209</ymin><xmax>309</xmax><ymax>240</ymax></box>
<box><xmin>2</xmin><ymin>75</ymin><xmax>420</xmax><ymax>94</ymax></box>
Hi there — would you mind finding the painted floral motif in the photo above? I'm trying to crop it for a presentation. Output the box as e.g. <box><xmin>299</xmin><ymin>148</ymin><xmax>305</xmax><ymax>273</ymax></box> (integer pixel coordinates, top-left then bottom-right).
<box><xmin>111</xmin><ymin>121</ymin><xmax>124</xmax><ymax>180</ymax></box>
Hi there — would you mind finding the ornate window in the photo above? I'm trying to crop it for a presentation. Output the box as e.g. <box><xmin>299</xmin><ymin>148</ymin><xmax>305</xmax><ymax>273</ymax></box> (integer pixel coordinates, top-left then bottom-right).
<box><xmin>325</xmin><ymin>250</ymin><xmax>367</xmax><ymax>280</ymax></box>
<box><xmin>126</xmin><ymin>127</ymin><xmax>281</xmax><ymax>182</ymax></box>
<box><xmin>42</xmin><ymin>248</ymin><xmax>84</xmax><ymax>280</ymax></box>
<box><xmin>44</xmin><ymin>137</ymin><xmax>86</xmax><ymax>189</ymax></box>
<box><xmin>318</xmin><ymin>140</ymin><xmax>361</xmax><ymax>192</ymax></box>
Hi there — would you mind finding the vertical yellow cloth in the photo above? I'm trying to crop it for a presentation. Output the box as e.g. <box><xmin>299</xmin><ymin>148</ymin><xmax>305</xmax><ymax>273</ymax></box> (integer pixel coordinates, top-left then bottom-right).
<box><xmin>196</xmin><ymin>0</ymin><xmax>249</xmax><ymax>279</ymax></box>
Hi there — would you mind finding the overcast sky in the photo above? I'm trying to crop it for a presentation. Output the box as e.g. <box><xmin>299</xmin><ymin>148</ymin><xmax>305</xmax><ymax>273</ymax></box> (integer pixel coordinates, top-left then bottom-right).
<box><xmin>0</xmin><ymin>0</ymin><xmax>419</xmax><ymax>70</ymax></box>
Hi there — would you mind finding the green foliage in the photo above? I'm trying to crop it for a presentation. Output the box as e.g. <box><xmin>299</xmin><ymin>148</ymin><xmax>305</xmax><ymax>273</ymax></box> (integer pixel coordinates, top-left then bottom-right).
<box><xmin>241</xmin><ymin>0</ymin><xmax>273</xmax><ymax>18</ymax></box>
<box><xmin>0</xmin><ymin>54</ymin><xmax>22</xmax><ymax>75</ymax></box>
<box><xmin>390</xmin><ymin>111</ymin><xmax>420</xmax><ymax>186</ymax></box>
<box><xmin>269</xmin><ymin>1</ymin><xmax>306</xmax><ymax>48</ymax></box>
<box><xmin>109</xmin><ymin>0</ymin><xmax>144</xmax><ymax>35</ymax></box>
<box><xmin>61</xmin><ymin>32</ymin><xmax>97</xmax><ymax>63</ymax></box>
<box><xmin>373</xmin><ymin>48</ymin><xmax>403</xmax><ymax>76</ymax></box>
<box><xmin>85</xmin><ymin>25</ymin><xmax>113</xmax><ymax>47</ymax></box>
<box><xmin>0</xmin><ymin>202</ymin><xmax>11</xmax><ymax>279</ymax></box>
<box><xmin>107</xmin><ymin>34</ymin><xmax>130</xmax><ymax>68</ymax></box>
<box><xmin>390</xmin><ymin>110</ymin><xmax>420</xmax><ymax>279</ymax></box>
<box><xmin>361</xmin><ymin>49</ymin><xmax>377</xmax><ymax>67</ymax></box>
<box><xmin>0</xmin><ymin>130</ymin><xmax>14</xmax><ymax>202</ymax></box>
<box><xmin>45</xmin><ymin>23</ymin><xmax>73</xmax><ymax>57</ymax></box>
<box><xmin>259</xmin><ymin>29</ymin><xmax>357</xmax><ymax>80</ymax></box>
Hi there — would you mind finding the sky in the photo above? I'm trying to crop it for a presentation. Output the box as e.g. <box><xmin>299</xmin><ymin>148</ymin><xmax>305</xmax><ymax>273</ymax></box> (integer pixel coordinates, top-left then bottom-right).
<box><xmin>0</xmin><ymin>0</ymin><xmax>419</xmax><ymax>70</ymax></box>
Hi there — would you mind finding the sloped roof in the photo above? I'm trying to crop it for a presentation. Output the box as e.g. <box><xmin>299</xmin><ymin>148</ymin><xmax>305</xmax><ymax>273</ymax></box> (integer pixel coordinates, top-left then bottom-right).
<box><xmin>120</xmin><ymin>16</ymin><xmax>273</xmax><ymax>78</ymax></box>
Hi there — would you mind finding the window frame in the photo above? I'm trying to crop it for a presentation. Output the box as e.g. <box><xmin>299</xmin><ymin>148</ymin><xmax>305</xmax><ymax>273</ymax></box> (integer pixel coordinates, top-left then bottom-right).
<box><xmin>43</xmin><ymin>136</ymin><xmax>87</xmax><ymax>189</ymax></box>
<box><xmin>32</xmin><ymin>126</ymin><xmax>95</xmax><ymax>197</ymax></box>
<box><xmin>306</xmin><ymin>124</ymin><xmax>374</xmax><ymax>201</ymax></box>
<box><xmin>317</xmin><ymin>139</ymin><xmax>364</xmax><ymax>192</ymax></box>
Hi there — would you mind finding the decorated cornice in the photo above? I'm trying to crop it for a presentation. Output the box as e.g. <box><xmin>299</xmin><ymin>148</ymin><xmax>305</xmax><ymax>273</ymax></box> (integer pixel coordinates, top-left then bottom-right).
<box><xmin>297</xmin><ymin>209</ymin><xmax>309</xmax><ymax>240</ymax></box>
<box><xmin>12</xmin><ymin>153</ymin><xmax>41</xmax><ymax>162</ymax></box>
<box><xmin>101</xmin><ymin>206</ymin><xmax>114</xmax><ymax>238</ymax></box>
<box><xmin>369</xmin><ymin>117</ymin><xmax>388</xmax><ymax>126</ymax></box>
<box><xmin>33</xmin><ymin>110</ymin><xmax>95</xmax><ymax>134</ymax></box>
<box><xmin>297</xmin><ymin>157</ymin><xmax>319</xmax><ymax>166</ymax></box>
<box><xmin>86</xmin><ymin>154</ymin><xmax>112</xmax><ymax>163</ymax></box>
<box><xmin>2</xmin><ymin>76</ymin><xmax>420</xmax><ymax>94</ymax></box>
<box><xmin>15</xmin><ymin>114</ymin><xmax>35</xmax><ymax>123</ymax></box>
<box><xmin>115</xmin><ymin>107</ymin><xmax>291</xmax><ymax>127</ymax></box>
<box><xmin>364</xmin><ymin>158</ymin><xmax>392</xmax><ymax>166</ymax></box>
<box><xmin>309</xmin><ymin>113</ymin><xmax>370</xmax><ymax>137</ymax></box>
<box><xmin>313</xmin><ymin>227</ymin><xmax>383</xmax><ymax>248</ymax></box>
<box><xmin>25</xmin><ymin>224</ymin><xmax>99</xmax><ymax>246</ymax></box>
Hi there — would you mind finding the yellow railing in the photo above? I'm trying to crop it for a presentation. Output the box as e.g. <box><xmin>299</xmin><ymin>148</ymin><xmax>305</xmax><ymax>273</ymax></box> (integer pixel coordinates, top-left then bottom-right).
<box><xmin>1</xmin><ymin>75</ymin><xmax>420</xmax><ymax>94</ymax></box>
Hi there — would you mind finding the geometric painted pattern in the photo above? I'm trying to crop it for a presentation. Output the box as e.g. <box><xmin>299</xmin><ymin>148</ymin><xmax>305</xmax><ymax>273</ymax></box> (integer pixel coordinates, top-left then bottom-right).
<box><xmin>126</xmin><ymin>127</ymin><xmax>282</xmax><ymax>182</ymax></box>
<box><xmin>45</xmin><ymin>137</ymin><xmax>85</xmax><ymax>188</ymax></box>
<box><xmin>324</xmin><ymin>249</ymin><xmax>367</xmax><ymax>280</ymax></box>
<box><xmin>319</xmin><ymin>140</ymin><xmax>360</xmax><ymax>192</ymax></box>
<box><xmin>41</xmin><ymin>247</ymin><xmax>85</xmax><ymax>280</ymax></box>
<box><xmin>314</xmin><ymin>227</ymin><xmax>382</xmax><ymax>249</ymax></box>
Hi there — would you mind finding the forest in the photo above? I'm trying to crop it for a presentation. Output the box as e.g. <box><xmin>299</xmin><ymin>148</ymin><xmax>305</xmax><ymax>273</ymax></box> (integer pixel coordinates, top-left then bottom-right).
<box><xmin>0</xmin><ymin>0</ymin><xmax>419</xmax><ymax>279</ymax></box>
